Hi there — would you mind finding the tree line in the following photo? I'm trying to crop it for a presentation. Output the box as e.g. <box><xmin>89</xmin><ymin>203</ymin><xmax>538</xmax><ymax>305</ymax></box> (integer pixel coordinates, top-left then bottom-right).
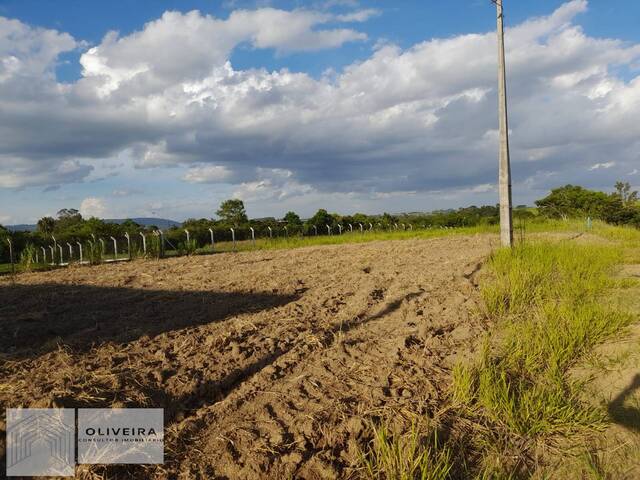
<box><xmin>0</xmin><ymin>182</ymin><xmax>638</xmax><ymax>264</ymax></box>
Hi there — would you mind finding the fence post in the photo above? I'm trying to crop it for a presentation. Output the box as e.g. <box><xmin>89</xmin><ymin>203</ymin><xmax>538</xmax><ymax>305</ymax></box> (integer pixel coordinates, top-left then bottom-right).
<box><xmin>110</xmin><ymin>236</ymin><xmax>117</xmax><ymax>260</ymax></box>
<box><xmin>208</xmin><ymin>228</ymin><xmax>215</xmax><ymax>252</ymax></box>
<box><xmin>58</xmin><ymin>244</ymin><xmax>64</xmax><ymax>265</ymax></box>
<box><xmin>338</xmin><ymin>224</ymin><xmax>342</xmax><ymax>235</ymax></box>
<box><xmin>268</xmin><ymin>226</ymin><xmax>272</xmax><ymax>238</ymax></box>
<box><xmin>77</xmin><ymin>241</ymin><xmax>83</xmax><ymax>264</ymax></box>
<box><xmin>41</xmin><ymin>246</ymin><xmax>46</xmax><ymax>264</ymax></box>
<box><xmin>66</xmin><ymin>242</ymin><xmax>73</xmax><ymax>262</ymax></box>
<box><xmin>184</xmin><ymin>229</ymin><xmax>190</xmax><ymax>244</ymax></box>
<box><xmin>157</xmin><ymin>231</ymin><xmax>165</xmax><ymax>258</ymax></box>
<box><xmin>369</xmin><ymin>223</ymin><xmax>373</xmax><ymax>232</ymax></box>
<box><xmin>49</xmin><ymin>245</ymin><xmax>54</xmax><ymax>264</ymax></box>
<box><xmin>313</xmin><ymin>225</ymin><xmax>317</xmax><ymax>236</ymax></box>
<box><xmin>140</xmin><ymin>232</ymin><xmax>147</xmax><ymax>254</ymax></box>
<box><xmin>250</xmin><ymin>227</ymin><xmax>256</xmax><ymax>247</ymax></box>
<box><xmin>284</xmin><ymin>226</ymin><xmax>288</xmax><ymax>239</ymax></box>
<box><xmin>326</xmin><ymin>224</ymin><xmax>331</xmax><ymax>236</ymax></box>
<box><xmin>230</xmin><ymin>228</ymin><xmax>236</xmax><ymax>251</ymax></box>
<box><xmin>359</xmin><ymin>223</ymin><xmax>363</xmax><ymax>234</ymax></box>
<box><xmin>408</xmin><ymin>224</ymin><xmax>413</xmax><ymax>231</ymax></box>
<box><xmin>7</xmin><ymin>239</ymin><xmax>14</xmax><ymax>274</ymax></box>
<box><xmin>125</xmin><ymin>232</ymin><xmax>131</xmax><ymax>260</ymax></box>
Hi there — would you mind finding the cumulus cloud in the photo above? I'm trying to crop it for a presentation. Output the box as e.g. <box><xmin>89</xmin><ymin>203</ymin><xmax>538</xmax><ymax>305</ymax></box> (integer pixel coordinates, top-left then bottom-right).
<box><xmin>232</xmin><ymin>168</ymin><xmax>314</xmax><ymax>201</ymax></box>
<box><xmin>78</xmin><ymin>8</ymin><xmax>367</xmax><ymax>97</ymax></box>
<box><xmin>80</xmin><ymin>197</ymin><xmax>109</xmax><ymax>218</ymax></box>
<box><xmin>1</xmin><ymin>0</ymin><xmax>640</xmax><ymax>218</ymax></box>
<box><xmin>183</xmin><ymin>165</ymin><xmax>234</xmax><ymax>183</ymax></box>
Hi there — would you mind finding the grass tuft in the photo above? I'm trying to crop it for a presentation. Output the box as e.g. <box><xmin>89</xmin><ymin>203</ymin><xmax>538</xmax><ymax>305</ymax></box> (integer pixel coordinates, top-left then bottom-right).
<box><xmin>360</xmin><ymin>422</ymin><xmax>453</xmax><ymax>480</ymax></box>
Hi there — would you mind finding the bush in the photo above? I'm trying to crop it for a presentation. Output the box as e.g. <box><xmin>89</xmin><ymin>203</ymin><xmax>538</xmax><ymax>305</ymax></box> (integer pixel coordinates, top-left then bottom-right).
<box><xmin>19</xmin><ymin>243</ymin><xmax>37</xmax><ymax>272</ymax></box>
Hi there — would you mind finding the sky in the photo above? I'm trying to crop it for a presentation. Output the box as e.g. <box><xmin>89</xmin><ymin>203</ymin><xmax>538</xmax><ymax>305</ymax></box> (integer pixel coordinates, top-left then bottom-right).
<box><xmin>0</xmin><ymin>0</ymin><xmax>639</xmax><ymax>224</ymax></box>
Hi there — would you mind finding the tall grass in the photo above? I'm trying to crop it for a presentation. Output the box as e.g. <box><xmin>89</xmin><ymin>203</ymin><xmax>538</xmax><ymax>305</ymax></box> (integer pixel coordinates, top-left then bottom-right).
<box><xmin>454</xmin><ymin>239</ymin><xmax>636</xmax><ymax>472</ymax></box>
<box><xmin>19</xmin><ymin>243</ymin><xmax>37</xmax><ymax>272</ymax></box>
<box><xmin>361</xmin><ymin>422</ymin><xmax>453</xmax><ymax>480</ymax></box>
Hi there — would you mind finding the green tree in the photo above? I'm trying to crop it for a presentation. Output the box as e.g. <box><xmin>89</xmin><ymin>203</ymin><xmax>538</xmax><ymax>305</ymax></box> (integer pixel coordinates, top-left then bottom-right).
<box><xmin>306</xmin><ymin>209</ymin><xmax>335</xmax><ymax>232</ymax></box>
<box><xmin>37</xmin><ymin>216</ymin><xmax>56</xmax><ymax>236</ymax></box>
<box><xmin>216</xmin><ymin>199</ymin><xmax>248</xmax><ymax>226</ymax></box>
<box><xmin>535</xmin><ymin>185</ymin><xmax>610</xmax><ymax>219</ymax></box>
<box><xmin>283</xmin><ymin>211</ymin><xmax>302</xmax><ymax>226</ymax></box>
<box><xmin>55</xmin><ymin>208</ymin><xmax>83</xmax><ymax>233</ymax></box>
<box><xmin>614</xmin><ymin>181</ymin><xmax>638</xmax><ymax>207</ymax></box>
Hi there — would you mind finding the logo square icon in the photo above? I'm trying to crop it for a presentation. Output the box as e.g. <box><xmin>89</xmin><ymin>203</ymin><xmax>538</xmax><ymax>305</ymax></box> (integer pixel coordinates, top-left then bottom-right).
<box><xmin>6</xmin><ymin>408</ymin><xmax>75</xmax><ymax>477</ymax></box>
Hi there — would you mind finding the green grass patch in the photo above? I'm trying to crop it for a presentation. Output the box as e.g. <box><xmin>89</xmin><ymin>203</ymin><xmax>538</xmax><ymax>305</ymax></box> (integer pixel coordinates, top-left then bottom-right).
<box><xmin>360</xmin><ymin>421</ymin><xmax>453</xmax><ymax>480</ymax></box>
<box><xmin>453</xmin><ymin>238</ymin><xmax>637</xmax><ymax>475</ymax></box>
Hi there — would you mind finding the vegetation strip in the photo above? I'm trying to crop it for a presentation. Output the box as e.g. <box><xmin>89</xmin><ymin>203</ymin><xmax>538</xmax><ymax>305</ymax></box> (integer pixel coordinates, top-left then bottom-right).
<box><xmin>361</xmin><ymin>226</ymin><xmax>639</xmax><ymax>478</ymax></box>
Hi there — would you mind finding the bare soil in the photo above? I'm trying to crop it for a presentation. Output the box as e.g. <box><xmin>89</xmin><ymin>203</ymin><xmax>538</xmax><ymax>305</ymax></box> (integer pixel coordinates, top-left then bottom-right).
<box><xmin>0</xmin><ymin>235</ymin><xmax>495</xmax><ymax>479</ymax></box>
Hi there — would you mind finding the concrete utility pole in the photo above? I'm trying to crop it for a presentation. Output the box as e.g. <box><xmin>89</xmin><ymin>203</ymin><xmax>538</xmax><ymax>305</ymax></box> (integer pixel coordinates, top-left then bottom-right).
<box><xmin>494</xmin><ymin>0</ymin><xmax>513</xmax><ymax>247</ymax></box>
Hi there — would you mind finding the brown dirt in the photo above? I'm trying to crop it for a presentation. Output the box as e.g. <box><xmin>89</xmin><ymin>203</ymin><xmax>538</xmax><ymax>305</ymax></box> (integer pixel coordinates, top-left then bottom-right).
<box><xmin>0</xmin><ymin>235</ymin><xmax>495</xmax><ymax>479</ymax></box>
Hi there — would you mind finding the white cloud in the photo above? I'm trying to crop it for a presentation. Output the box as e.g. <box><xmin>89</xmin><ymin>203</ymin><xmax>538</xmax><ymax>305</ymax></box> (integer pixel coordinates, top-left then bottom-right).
<box><xmin>335</xmin><ymin>9</ymin><xmax>380</xmax><ymax>23</ymax></box>
<box><xmin>80</xmin><ymin>197</ymin><xmax>109</xmax><ymax>218</ymax></box>
<box><xmin>183</xmin><ymin>165</ymin><xmax>234</xmax><ymax>183</ymax></box>
<box><xmin>588</xmin><ymin>162</ymin><xmax>616</xmax><ymax>171</ymax></box>
<box><xmin>233</xmin><ymin>168</ymin><xmax>314</xmax><ymax>201</ymax></box>
<box><xmin>78</xmin><ymin>8</ymin><xmax>367</xmax><ymax>97</ymax></box>
<box><xmin>628</xmin><ymin>169</ymin><xmax>639</xmax><ymax>176</ymax></box>
<box><xmin>1</xmin><ymin>1</ymin><xmax>640</xmax><ymax>220</ymax></box>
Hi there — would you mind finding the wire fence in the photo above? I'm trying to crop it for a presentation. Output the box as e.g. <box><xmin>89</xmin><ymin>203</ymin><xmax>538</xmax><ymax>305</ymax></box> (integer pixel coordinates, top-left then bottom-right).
<box><xmin>0</xmin><ymin>222</ymin><xmax>454</xmax><ymax>275</ymax></box>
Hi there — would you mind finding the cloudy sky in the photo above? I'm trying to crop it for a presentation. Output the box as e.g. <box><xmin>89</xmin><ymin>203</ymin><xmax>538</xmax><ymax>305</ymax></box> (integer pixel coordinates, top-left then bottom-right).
<box><xmin>1</xmin><ymin>0</ymin><xmax>639</xmax><ymax>224</ymax></box>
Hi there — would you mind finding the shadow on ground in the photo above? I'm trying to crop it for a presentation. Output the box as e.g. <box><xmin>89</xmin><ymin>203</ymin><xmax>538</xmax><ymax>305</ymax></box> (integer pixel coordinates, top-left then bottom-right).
<box><xmin>0</xmin><ymin>282</ymin><xmax>298</xmax><ymax>358</ymax></box>
<box><xmin>608</xmin><ymin>373</ymin><xmax>640</xmax><ymax>432</ymax></box>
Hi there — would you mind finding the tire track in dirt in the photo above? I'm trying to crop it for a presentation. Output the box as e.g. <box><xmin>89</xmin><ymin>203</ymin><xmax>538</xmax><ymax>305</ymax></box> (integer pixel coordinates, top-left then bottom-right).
<box><xmin>0</xmin><ymin>235</ymin><xmax>494</xmax><ymax>479</ymax></box>
<box><xmin>158</xmin><ymin>237</ymin><xmax>494</xmax><ymax>479</ymax></box>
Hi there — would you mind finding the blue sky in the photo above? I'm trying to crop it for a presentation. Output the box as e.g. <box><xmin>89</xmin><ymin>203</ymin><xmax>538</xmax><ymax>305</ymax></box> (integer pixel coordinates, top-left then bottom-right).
<box><xmin>0</xmin><ymin>0</ymin><xmax>639</xmax><ymax>223</ymax></box>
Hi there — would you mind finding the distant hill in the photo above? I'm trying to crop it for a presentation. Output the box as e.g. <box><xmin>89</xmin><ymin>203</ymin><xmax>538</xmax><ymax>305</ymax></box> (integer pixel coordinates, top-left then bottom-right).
<box><xmin>5</xmin><ymin>224</ymin><xmax>37</xmax><ymax>232</ymax></box>
<box><xmin>6</xmin><ymin>217</ymin><xmax>181</xmax><ymax>232</ymax></box>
